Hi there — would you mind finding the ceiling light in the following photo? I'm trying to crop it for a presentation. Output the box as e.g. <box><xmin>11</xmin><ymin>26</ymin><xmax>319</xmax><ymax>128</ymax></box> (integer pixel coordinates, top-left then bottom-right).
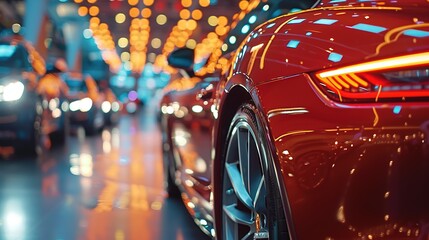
<box><xmin>118</xmin><ymin>37</ymin><xmax>129</xmax><ymax>48</ymax></box>
<box><xmin>156</xmin><ymin>14</ymin><xmax>167</xmax><ymax>25</ymax></box>
<box><xmin>115</xmin><ymin>13</ymin><xmax>126</xmax><ymax>24</ymax></box>
<box><xmin>141</xmin><ymin>8</ymin><xmax>152</xmax><ymax>18</ymax></box>
<box><xmin>78</xmin><ymin>6</ymin><xmax>88</xmax><ymax>16</ymax></box>
<box><xmin>192</xmin><ymin>9</ymin><xmax>203</xmax><ymax>20</ymax></box>
<box><xmin>89</xmin><ymin>6</ymin><xmax>99</xmax><ymax>16</ymax></box>
<box><xmin>208</xmin><ymin>16</ymin><xmax>218</xmax><ymax>26</ymax></box>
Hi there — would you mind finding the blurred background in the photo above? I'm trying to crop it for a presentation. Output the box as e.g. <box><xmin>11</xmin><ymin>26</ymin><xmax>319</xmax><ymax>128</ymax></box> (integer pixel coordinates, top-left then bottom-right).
<box><xmin>0</xmin><ymin>0</ymin><xmax>262</xmax><ymax>111</ymax></box>
<box><xmin>0</xmin><ymin>0</ymin><xmax>275</xmax><ymax>239</ymax></box>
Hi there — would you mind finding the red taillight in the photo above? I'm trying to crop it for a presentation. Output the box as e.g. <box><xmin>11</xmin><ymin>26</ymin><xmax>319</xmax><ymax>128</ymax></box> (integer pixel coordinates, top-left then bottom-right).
<box><xmin>313</xmin><ymin>52</ymin><xmax>429</xmax><ymax>103</ymax></box>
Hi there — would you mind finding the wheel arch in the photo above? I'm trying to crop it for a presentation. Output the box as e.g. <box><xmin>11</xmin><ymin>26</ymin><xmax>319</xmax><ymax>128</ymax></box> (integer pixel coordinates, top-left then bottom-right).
<box><xmin>212</xmin><ymin>82</ymin><xmax>252</xmax><ymax>238</ymax></box>
<box><xmin>212</xmin><ymin>76</ymin><xmax>296</xmax><ymax>239</ymax></box>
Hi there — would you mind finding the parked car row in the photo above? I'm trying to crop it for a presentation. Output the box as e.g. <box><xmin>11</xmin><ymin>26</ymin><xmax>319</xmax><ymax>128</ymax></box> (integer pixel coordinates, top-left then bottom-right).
<box><xmin>62</xmin><ymin>72</ymin><xmax>120</xmax><ymax>134</ymax></box>
<box><xmin>160</xmin><ymin>0</ymin><xmax>429</xmax><ymax>239</ymax></box>
<box><xmin>0</xmin><ymin>36</ymin><xmax>121</xmax><ymax>156</ymax></box>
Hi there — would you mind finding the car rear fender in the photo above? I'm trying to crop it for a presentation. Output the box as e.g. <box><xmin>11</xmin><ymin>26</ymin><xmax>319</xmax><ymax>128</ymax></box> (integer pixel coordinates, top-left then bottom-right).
<box><xmin>231</xmin><ymin>5</ymin><xmax>429</xmax><ymax>87</ymax></box>
<box><xmin>212</xmin><ymin>72</ymin><xmax>295</xmax><ymax>238</ymax></box>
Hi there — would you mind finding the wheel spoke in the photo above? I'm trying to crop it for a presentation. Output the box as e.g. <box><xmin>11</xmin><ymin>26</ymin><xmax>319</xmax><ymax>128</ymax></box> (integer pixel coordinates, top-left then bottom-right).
<box><xmin>225</xmin><ymin>162</ymin><xmax>253</xmax><ymax>209</ymax></box>
<box><xmin>237</xmin><ymin>127</ymin><xmax>250</xmax><ymax>194</ymax></box>
<box><xmin>253</xmin><ymin>177</ymin><xmax>266</xmax><ymax>213</ymax></box>
<box><xmin>248</xmin><ymin>136</ymin><xmax>262</xmax><ymax>200</ymax></box>
<box><xmin>223</xmin><ymin>108</ymin><xmax>276</xmax><ymax>240</ymax></box>
<box><xmin>223</xmin><ymin>204</ymin><xmax>253</xmax><ymax>226</ymax></box>
<box><xmin>242</xmin><ymin>231</ymin><xmax>254</xmax><ymax>240</ymax></box>
<box><xmin>224</xmin><ymin>215</ymin><xmax>236</xmax><ymax>240</ymax></box>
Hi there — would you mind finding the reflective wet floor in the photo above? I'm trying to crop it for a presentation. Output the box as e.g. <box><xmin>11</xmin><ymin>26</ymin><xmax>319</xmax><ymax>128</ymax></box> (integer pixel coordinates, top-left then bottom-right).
<box><xmin>0</xmin><ymin>101</ymin><xmax>210</xmax><ymax>240</ymax></box>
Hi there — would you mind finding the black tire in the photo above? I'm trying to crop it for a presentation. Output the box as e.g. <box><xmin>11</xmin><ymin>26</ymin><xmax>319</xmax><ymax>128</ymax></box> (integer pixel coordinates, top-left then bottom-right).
<box><xmin>85</xmin><ymin>117</ymin><xmax>99</xmax><ymax>136</ymax></box>
<box><xmin>166</xmin><ymin>161</ymin><xmax>181</xmax><ymax>198</ymax></box>
<box><xmin>50</xmin><ymin>127</ymin><xmax>66</xmax><ymax>146</ymax></box>
<box><xmin>50</xmin><ymin>116</ymin><xmax>68</xmax><ymax>147</ymax></box>
<box><xmin>162</xmin><ymin>133</ymin><xmax>181</xmax><ymax>198</ymax></box>
<box><xmin>18</xmin><ymin>111</ymin><xmax>41</xmax><ymax>157</ymax></box>
<box><xmin>85</xmin><ymin>109</ymin><xmax>104</xmax><ymax>136</ymax></box>
<box><xmin>220</xmin><ymin>103</ymin><xmax>288</xmax><ymax>240</ymax></box>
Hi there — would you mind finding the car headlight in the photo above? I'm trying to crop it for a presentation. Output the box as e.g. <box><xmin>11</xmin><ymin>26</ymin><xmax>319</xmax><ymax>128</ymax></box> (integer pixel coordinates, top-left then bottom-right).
<box><xmin>111</xmin><ymin>101</ymin><xmax>120</xmax><ymax>112</ymax></box>
<box><xmin>101</xmin><ymin>101</ymin><xmax>111</xmax><ymax>113</ymax></box>
<box><xmin>80</xmin><ymin>97</ymin><xmax>93</xmax><ymax>112</ymax></box>
<box><xmin>0</xmin><ymin>81</ymin><xmax>25</xmax><ymax>102</ymax></box>
<box><xmin>69</xmin><ymin>97</ymin><xmax>93</xmax><ymax>112</ymax></box>
<box><xmin>69</xmin><ymin>100</ymin><xmax>80</xmax><ymax>112</ymax></box>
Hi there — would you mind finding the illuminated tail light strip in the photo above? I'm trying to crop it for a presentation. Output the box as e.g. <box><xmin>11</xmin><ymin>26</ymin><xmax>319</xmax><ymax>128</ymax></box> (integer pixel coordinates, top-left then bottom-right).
<box><xmin>314</xmin><ymin>52</ymin><xmax>429</xmax><ymax>102</ymax></box>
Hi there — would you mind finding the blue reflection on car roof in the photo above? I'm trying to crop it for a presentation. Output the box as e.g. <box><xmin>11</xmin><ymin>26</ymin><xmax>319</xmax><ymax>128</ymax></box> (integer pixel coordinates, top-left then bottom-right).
<box><xmin>314</xmin><ymin>19</ymin><xmax>338</xmax><ymax>25</ymax></box>
<box><xmin>403</xmin><ymin>29</ymin><xmax>429</xmax><ymax>38</ymax></box>
<box><xmin>349</xmin><ymin>23</ymin><xmax>386</xmax><ymax>33</ymax></box>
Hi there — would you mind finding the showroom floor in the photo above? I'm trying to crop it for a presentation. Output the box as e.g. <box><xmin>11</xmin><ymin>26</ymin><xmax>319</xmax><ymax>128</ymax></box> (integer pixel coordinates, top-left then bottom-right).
<box><xmin>0</xmin><ymin>100</ymin><xmax>210</xmax><ymax>240</ymax></box>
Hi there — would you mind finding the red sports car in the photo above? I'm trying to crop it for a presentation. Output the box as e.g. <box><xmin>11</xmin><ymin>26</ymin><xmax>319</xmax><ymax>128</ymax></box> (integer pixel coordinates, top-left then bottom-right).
<box><xmin>161</xmin><ymin>0</ymin><xmax>429</xmax><ymax>239</ymax></box>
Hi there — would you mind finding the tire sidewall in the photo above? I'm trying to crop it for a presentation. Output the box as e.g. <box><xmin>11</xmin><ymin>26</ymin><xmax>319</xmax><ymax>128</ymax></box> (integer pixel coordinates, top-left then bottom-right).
<box><xmin>219</xmin><ymin>103</ymin><xmax>287</xmax><ymax>240</ymax></box>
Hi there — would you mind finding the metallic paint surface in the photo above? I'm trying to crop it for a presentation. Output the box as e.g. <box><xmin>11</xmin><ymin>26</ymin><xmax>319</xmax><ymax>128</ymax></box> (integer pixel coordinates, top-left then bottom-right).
<box><xmin>161</xmin><ymin>0</ymin><xmax>429</xmax><ymax>239</ymax></box>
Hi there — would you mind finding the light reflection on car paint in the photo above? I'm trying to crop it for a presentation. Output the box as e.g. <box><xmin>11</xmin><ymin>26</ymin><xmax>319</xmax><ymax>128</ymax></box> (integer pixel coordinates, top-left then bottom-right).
<box><xmin>162</xmin><ymin>0</ymin><xmax>429</xmax><ymax>239</ymax></box>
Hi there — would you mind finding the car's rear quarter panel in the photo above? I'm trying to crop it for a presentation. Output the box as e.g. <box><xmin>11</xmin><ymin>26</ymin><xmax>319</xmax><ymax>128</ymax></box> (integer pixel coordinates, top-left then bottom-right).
<box><xmin>256</xmin><ymin>75</ymin><xmax>429</xmax><ymax>239</ymax></box>
<box><xmin>232</xmin><ymin>5</ymin><xmax>429</xmax><ymax>85</ymax></box>
<box><xmin>227</xmin><ymin>3</ymin><xmax>429</xmax><ymax>240</ymax></box>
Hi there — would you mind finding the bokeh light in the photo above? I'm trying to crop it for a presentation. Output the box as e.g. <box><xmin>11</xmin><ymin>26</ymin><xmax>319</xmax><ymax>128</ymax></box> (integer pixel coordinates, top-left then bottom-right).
<box><xmin>118</xmin><ymin>37</ymin><xmax>129</xmax><ymax>48</ymax></box>
<box><xmin>143</xmin><ymin>0</ymin><xmax>154</xmax><ymax>6</ymax></box>
<box><xmin>129</xmin><ymin>7</ymin><xmax>139</xmax><ymax>18</ymax></box>
<box><xmin>199</xmin><ymin>0</ymin><xmax>210</xmax><ymax>7</ymax></box>
<box><xmin>115</xmin><ymin>13</ymin><xmax>126</xmax><ymax>24</ymax></box>
<box><xmin>208</xmin><ymin>16</ymin><xmax>218</xmax><ymax>26</ymax></box>
<box><xmin>141</xmin><ymin>8</ymin><xmax>152</xmax><ymax>18</ymax></box>
<box><xmin>78</xmin><ymin>6</ymin><xmax>88</xmax><ymax>16</ymax></box>
<box><xmin>88</xmin><ymin>6</ymin><xmax>99</xmax><ymax>16</ymax></box>
<box><xmin>151</xmin><ymin>38</ymin><xmax>162</xmax><ymax>49</ymax></box>
<box><xmin>128</xmin><ymin>0</ymin><xmax>138</xmax><ymax>6</ymax></box>
<box><xmin>156</xmin><ymin>14</ymin><xmax>167</xmax><ymax>25</ymax></box>
<box><xmin>180</xmin><ymin>9</ymin><xmax>191</xmax><ymax>19</ymax></box>
<box><xmin>191</xmin><ymin>9</ymin><xmax>203</xmax><ymax>20</ymax></box>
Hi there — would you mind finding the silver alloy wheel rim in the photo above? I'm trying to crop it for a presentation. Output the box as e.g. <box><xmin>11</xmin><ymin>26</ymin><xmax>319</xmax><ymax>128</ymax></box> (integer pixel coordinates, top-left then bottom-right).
<box><xmin>222</xmin><ymin>120</ymin><xmax>269</xmax><ymax>240</ymax></box>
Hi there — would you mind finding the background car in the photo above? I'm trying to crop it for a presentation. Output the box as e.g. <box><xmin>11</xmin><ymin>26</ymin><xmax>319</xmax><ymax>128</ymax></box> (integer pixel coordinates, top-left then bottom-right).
<box><xmin>110</xmin><ymin>71</ymin><xmax>141</xmax><ymax>114</ymax></box>
<box><xmin>161</xmin><ymin>0</ymin><xmax>429</xmax><ymax>239</ymax></box>
<box><xmin>39</xmin><ymin>57</ymin><xmax>70</xmax><ymax>146</ymax></box>
<box><xmin>98</xmin><ymin>80</ymin><xmax>121</xmax><ymax>125</ymax></box>
<box><xmin>0</xmin><ymin>36</ymin><xmax>68</xmax><ymax>155</ymax></box>
<box><xmin>63</xmin><ymin>72</ymin><xmax>105</xmax><ymax>134</ymax></box>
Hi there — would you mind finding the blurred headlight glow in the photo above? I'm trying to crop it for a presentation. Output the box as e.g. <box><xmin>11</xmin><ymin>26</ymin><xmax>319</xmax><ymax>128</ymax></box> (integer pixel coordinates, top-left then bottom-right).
<box><xmin>69</xmin><ymin>98</ymin><xmax>93</xmax><ymax>112</ymax></box>
<box><xmin>102</xmin><ymin>101</ymin><xmax>111</xmax><ymax>113</ymax></box>
<box><xmin>61</xmin><ymin>101</ymin><xmax>69</xmax><ymax>112</ymax></box>
<box><xmin>1</xmin><ymin>82</ymin><xmax>24</xmax><ymax>102</ymax></box>
<box><xmin>69</xmin><ymin>100</ymin><xmax>80</xmax><ymax>111</ymax></box>
<box><xmin>112</xmin><ymin>102</ymin><xmax>120</xmax><ymax>112</ymax></box>
<box><xmin>80</xmin><ymin>98</ymin><xmax>93</xmax><ymax>112</ymax></box>
<box><xmin>52</xmin><ymin>108</ymin><xmax>62</xmax><ymax>118</ymax></box>
<box><xmin>49</xmin><ymin>98</ymin><xmax>59</xmax><ymax>111</ymax></box>
<box><xmin>161</xmin><ymin>105</ymin><xmax>168</xmax><ymax>114</ymax></box>
<box><xmin>191</xmin><ymin>105</ymin><xmax>203</xmax><ymax>113</ymax></box>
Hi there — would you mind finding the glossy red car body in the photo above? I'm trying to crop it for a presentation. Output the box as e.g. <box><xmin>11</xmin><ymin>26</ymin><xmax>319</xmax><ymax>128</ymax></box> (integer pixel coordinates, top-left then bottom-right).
<box><xmin>161</xmin><ymin>0</ymin><xmax>429</xmax><ymax>239</ymax></box>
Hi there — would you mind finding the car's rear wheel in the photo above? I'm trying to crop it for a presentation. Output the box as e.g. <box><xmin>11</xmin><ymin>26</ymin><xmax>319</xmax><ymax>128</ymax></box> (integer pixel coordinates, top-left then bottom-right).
<box><xmin>85</xmin><ymin>110</ymin><xmax>103</xmax><ymax>135</ymax></box>
<box><xmin>165</xmin><ymin>159</ymin><xmax>181</xmax><ymax>198</ymax></box>
<box><xmin>19</xmin><ymin>109</ymin><xmax>42</xmax><ymax>157</ymax></box>
<box><xmin>221</xmin><ymin>104</ymin><xmax>288</xmax><ymax>240</ymax></box>
<box><xmin>162</xmin><ymin>125</ymin><xmax>181</xmax><ymax>198</ymax></box>
<box><xmin>50</xmin><ymin>126</ymin><xmax>67</xmax><ymax>147</ymax></box>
